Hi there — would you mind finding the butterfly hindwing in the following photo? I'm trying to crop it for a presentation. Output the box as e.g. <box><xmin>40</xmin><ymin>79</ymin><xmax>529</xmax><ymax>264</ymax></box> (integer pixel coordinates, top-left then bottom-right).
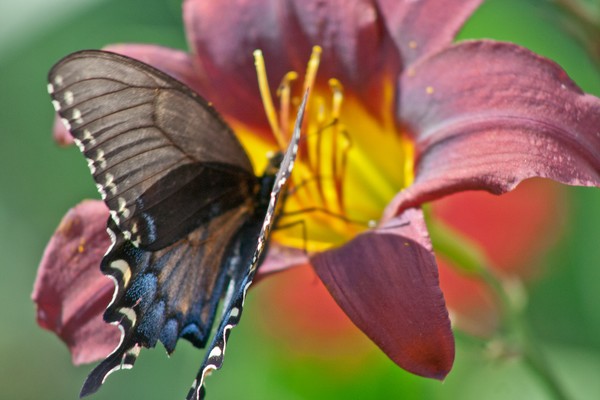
<box><xmin>81</xmin><ymin>202</ymin><xmax>255</xmax><ymax>396</ymax></box>
<box><xmin>48</xmin><ymin>50</ymin><xmax>257</xmax><ymax>250</ymax></box>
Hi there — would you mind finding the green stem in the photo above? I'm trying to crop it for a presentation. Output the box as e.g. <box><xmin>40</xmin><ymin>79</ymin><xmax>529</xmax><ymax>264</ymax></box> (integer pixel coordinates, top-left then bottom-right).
<box><xmin>426</xmin><ymin>214</ymin><xmax>570</xmax><ymax>400</ymax></box>
<box><xmin>479</xmin><ymin>268</ymin><xmax>570</xmax><ymax>400</ymax></box>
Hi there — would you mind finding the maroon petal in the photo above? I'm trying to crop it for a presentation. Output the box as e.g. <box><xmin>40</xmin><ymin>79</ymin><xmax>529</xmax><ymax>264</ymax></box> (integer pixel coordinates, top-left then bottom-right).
<box><xmin>184</xmin><ymin>0</ymin><xmax>400</xmax><ymax>129</ymax></box>
<box><xmin>388</xmin><ymin>40</ymin><xmax>600</xmax><ymax>217</ymax></box>
<box><xmin>376</xmin><ymin>0</ymin><xmax>483</xmax><ymax>67</ymax></box>
<box><xmin>311</xmin><ymin>208</ymin><xmax>454</xmax><ymax>380</ymax></box>
<box><xmin>32</xmin><ymin>200</ymin><xmax>118</xmax><ymax>365</ymax></box>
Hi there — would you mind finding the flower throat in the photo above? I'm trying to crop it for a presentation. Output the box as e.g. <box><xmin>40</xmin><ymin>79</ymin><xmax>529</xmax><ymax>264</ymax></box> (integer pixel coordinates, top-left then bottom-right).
<box><xmin>252</xmin><ymin>46</ymin><xmax>413</xmax><ymax>251</ymax></box>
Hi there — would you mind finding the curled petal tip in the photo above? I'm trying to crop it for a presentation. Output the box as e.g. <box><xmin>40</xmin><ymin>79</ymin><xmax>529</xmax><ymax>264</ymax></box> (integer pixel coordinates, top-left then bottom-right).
<box><xmin>311</xmin><ymin>209</ymin><xmax>454</xmax><ymax>379</ymax></box>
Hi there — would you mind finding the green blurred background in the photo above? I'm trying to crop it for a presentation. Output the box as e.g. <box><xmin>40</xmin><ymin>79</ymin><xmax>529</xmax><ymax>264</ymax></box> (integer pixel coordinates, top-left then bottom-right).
<box><xmin>1</xmin><ymin>0</ymin><xmax>599</xmax><ymax>399</ymax></box>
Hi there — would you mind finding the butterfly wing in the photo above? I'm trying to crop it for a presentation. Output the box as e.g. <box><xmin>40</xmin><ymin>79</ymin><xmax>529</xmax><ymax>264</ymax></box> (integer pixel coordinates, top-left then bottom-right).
<box><xmin>80</xmin><ymin>204</ymin><xmax>252</xmax><ymax>396</ymax></box>
<box><xmin>48</xmin><ymin>50</ymin><xmax>256</xmax><ymax>250</ymax></box>
<box><xmin>187</xmin><ymin>93</ymin><xmax>307</xmax><ymax>400</ymax></box>
<box><xmin>48</xmin><ymin>50</ymin><xmax>262</xmax><ymax>396</ymax></box>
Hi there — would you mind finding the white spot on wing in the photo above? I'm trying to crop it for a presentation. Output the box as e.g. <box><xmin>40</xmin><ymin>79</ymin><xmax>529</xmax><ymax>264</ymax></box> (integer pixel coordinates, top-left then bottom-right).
<box><xmin>51</xmin><ymin>100</ymin><xmax>61</xmax><ymax>111</ymax></box>
<box><xmin>110</xmin><ymin>210</ymin><xmax>121</xmax><ymax>226</ymax></box>
<box><xmin>96</xmin><ymin>183</ymin><xmax>107</xmax><ymax>200</ymax></box>
<box><xmin>208</xmin><ymin>346</ymin><xmax>222</xmax><ymax>359</ymax></box>
<box><xmin>106</xmin><ymin>274</ymin><xmax>121</xmax><ymax>310</ymax></box>
<box><xmin>126</xmin><ymin>345</ymin><xmax>141</xmax><ymax>358</ymax></box>
<box><xmin>82</xmin><ymin>129</ymin><xmax>96</xmax><ymax>145</ymax></box>
<box><xmin>110</xmin><ymin>259</ymin><xmax>132</xmax><ymax>287</ymax></box>
<box><xmin>86</xmin><ymin>157</ymin><xmax>96</xmax><ymax>174</ymax></box>
<box><xmin>95</xmin><ymin>149</ymin><xmax>107</xmax><ymax>169</ymax></box>
<box><xmin>72</xmin><ymin>108</ymin><xmax>83</xmax><ymax>124</ymax></box>
<box><xmin>64</xmin><ymin>90</ymin><xmax>74</xmax><ymax>105</ymax></box>
<box><xmin>118</xmin><ymin>307</ymin><xmax>137</xmax><ymax>325</ymax></box>
<box><xmin>118</xmin><ymin>197</ymin><xmax>130</xmax><ymax>218</ymax></box>
<box><xmin>105</xmin><ymin>173</ymin><xmax>116</xmax><ymax>196</ymax></box>
<box><xmin>102</xmin><ymin>364</ymin><xmax>123</xmax><ymax>385</ymax></box>
<box><xmin>60</xmin><ymin>118</ymin><xmax>71</xmax><ymax>130</ymax></box>
<box><xmin>73</xmin><ymin>138</ymin><xmax>85</xmax><ymax>153</ymax></box>
<box><xmin>105</xmin><ymin>227</ymin><xmax>116</xmax><ymax>255</ymax></box>
<box><xmin>47</xmin><ymin>83</ymin><xmax>54</xmax><ymax>94</ymax></box>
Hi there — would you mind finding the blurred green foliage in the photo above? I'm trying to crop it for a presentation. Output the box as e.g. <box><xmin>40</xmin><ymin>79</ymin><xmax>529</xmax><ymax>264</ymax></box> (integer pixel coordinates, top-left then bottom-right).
<box><xmin>0</xmin><ymin>0</ymin><xmax>598</xmax><ymax>399</ymax></box>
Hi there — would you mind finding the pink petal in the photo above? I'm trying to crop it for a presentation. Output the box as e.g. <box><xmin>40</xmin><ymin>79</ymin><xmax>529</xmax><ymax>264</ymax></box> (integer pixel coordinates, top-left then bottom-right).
<box><xmin>53</xmin><ymin>115</ymin><xmax>73</xmax><ymax>146</ymax></box>
<box><xmin>376</xmin><ymin>0</ymin><xmax>483</xmax><ymax>67</ymax></box>
<box><xmin>387</xmin><ymin>40</ymin><xmax>600</xmax><ymax>217</ymax></box>
<box><xmin>432</xmin><ymin>178</ymin><xmax>566</xmax><ymax>276</ymax></box>
<box><xmin>32</xmin><ymin>200</ymin><xmax>118</xmax><ymax>365</ymax></box>
<box><xmin>311</xmin><ymin>208</ymin><xmax>454</xmax><ymax>380</ymax></box>
<box><xmin>184</xmin><ymin>0</ymin><xmax>400</xmax><ymax>129</ymax></box>
<box><xmin>102</xmin><ymin>44</ymin><xmax>207</xmax><ymax>96</ymax></box>
<box><xmin>257</xmin><ymin>244</ymin><xmax>309</xmax><ymax>279</ymax></box>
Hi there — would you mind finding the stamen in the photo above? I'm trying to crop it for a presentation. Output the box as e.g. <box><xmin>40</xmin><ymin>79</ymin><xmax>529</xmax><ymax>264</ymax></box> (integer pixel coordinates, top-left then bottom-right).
<box><xmin>253</xmin><ymin>49</ymin><xmax>287</xmax><ymax>150</ymax></box>
<box><xmin>328</xmin><ymin>79</ymin><xmax>343</xmax><ymax>120</ymax></box>
<box><xmin>401</xmin><ymin>137</ymin><xmax>415</xmax><ymax>187</ymax></box>
<box><xmin>312</xmin><ymin>96</ymin><xmax>327</xmax><ymax>207</ymax></box>
<box><xmin>328</xmin><ymin>79</ymin><xmax>346</xmax><ymax>213</ymax></box>
<box><xmin>277</xmin><ymin>71</ymin><xmax>298</xmax><ymax>142</ymax></box>
<box><xmin>253</xmin><ymin>45</ymin><xmax>362</xmax><ymax>248</ymax></box>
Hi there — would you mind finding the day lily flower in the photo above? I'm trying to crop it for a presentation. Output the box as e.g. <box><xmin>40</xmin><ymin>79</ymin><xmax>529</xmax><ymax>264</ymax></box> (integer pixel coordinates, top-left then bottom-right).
<box><xmin>35</xmin><ymin>0</ymin><xmax>600</xmax><ymax>386</ymax></box>
<box><xmin>260</xmin><ymin>178</ymin><xmax>567</xmax><ymax>346</ymax></box>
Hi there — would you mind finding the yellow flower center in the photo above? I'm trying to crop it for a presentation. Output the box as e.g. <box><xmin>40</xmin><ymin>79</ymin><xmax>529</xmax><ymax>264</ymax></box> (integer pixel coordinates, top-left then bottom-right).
<box><xmin>242</xmin><ymin>47</ymin><xmax>415</xmax><ymax>252</ymax></box>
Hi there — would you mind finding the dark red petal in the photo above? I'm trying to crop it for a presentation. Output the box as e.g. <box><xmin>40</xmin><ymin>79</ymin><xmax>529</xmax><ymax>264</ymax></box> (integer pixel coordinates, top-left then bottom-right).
<box><xmin>32</xmin><ymin>200</ymin><xmax>118</xmax><ymax>365</ymax></box>
<box><xmin>375</xmin><ymin>0</ymin><xmax>482</xmax><ymax>67</ymax></box>
<box><xmin>183</xmin><ymin>0</ymin><xmax>400</xmax><ymax>129</ymax></box>
<box><xmin>388</xmin><ymin>40</ymin><xmax>600</xmax><ymax>216</ymax></box>
<box><xmin>311</xmin><ymin>208</ymin><xmax>454</xmax><ymax>380</ymax></box>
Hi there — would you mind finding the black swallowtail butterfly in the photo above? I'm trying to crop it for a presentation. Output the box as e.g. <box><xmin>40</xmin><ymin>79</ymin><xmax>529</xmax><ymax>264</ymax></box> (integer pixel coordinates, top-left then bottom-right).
<box><xmin>48</xmin><ymin>50</ymin><xmax>305</xmax><ymax>400</ymax></box>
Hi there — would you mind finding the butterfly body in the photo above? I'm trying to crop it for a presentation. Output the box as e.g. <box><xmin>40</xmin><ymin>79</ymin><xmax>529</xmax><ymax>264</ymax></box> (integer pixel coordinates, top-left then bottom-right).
<box><xmin>48</xmin><ymin>50</ymin><xmax>305</xmax><ymax>400</ymax></box>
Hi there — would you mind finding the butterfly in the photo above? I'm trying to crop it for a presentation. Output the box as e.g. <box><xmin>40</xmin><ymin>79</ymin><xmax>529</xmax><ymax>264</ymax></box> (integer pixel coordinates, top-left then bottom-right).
<box><xmin>48</xmin><ymin>50</ymin><xmax>305</xmax><ymax>400</ymax></box>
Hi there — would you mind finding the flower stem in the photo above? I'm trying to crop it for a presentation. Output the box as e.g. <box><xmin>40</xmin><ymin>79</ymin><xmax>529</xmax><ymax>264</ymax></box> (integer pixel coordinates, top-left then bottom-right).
<box><xmin>425</xmin><ymin>213</ymin><xmax>571</xmax><ymax>400</ymax></box>
<box><xmin>478</xmin><ymin>268</ymin><xmax>570</xmax><ymax>400</ymax></box>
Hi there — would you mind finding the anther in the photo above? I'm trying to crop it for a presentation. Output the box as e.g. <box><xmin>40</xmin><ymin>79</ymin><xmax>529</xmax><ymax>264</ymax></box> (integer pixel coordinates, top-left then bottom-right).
<box><xmin>303</xmin><ymin>46</ymin><xmax>322</xmax><ymax>95</ymax></box>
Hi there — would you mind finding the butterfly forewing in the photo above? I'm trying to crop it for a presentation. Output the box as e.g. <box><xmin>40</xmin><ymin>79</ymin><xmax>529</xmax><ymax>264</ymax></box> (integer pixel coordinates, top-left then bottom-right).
<box><xmin>48</xmin><ymin>50</ymin><xmax>256</xmax><ymax>250</ymax></box>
